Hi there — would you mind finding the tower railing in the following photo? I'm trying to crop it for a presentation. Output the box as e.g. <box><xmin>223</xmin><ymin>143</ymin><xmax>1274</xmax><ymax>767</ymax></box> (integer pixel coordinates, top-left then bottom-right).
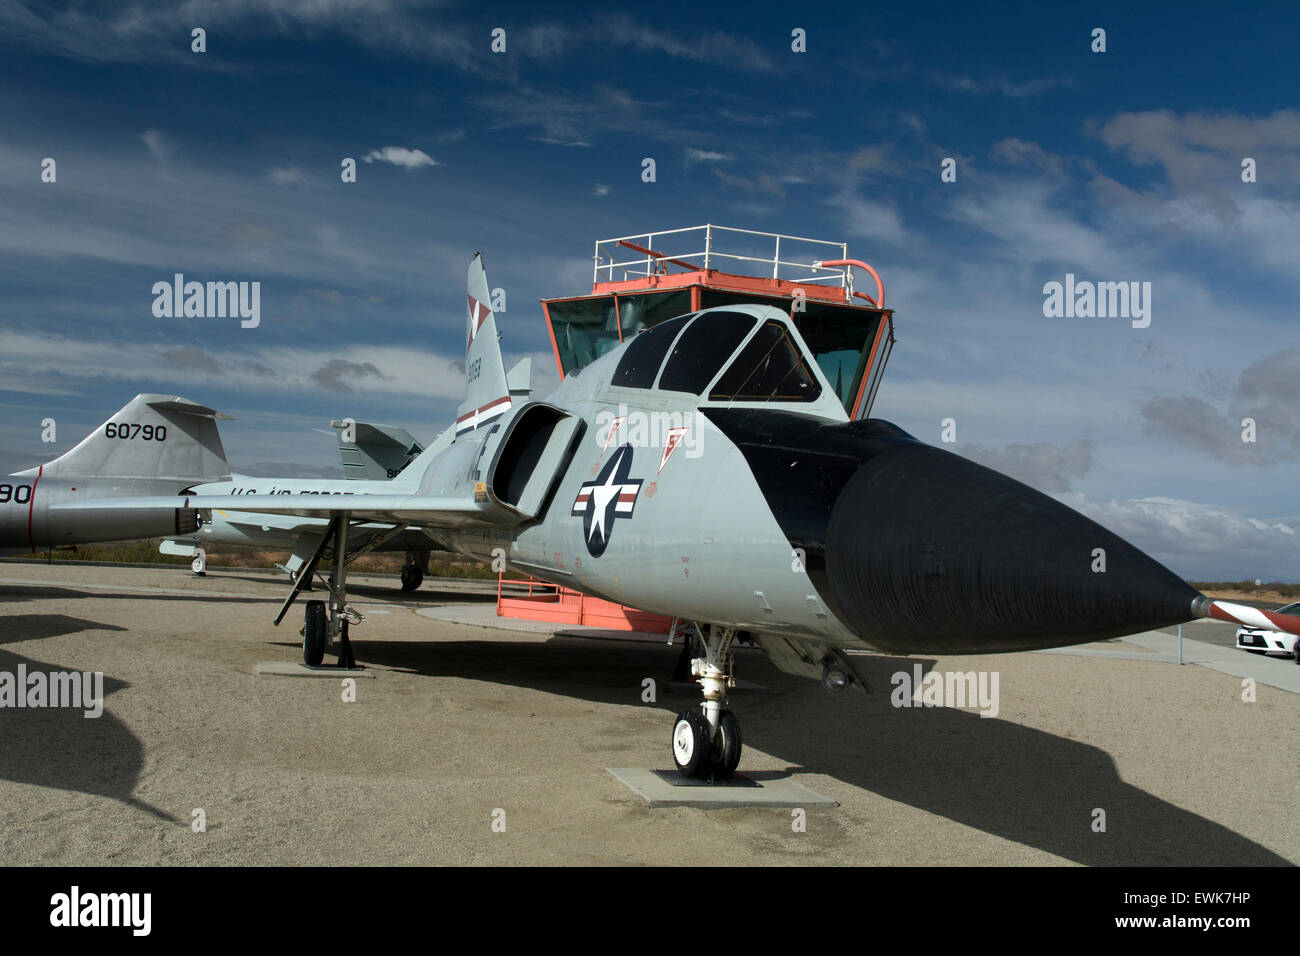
<box><xmin>594</xmin><ymin>225</ymin><xmax>853</xmax><ymax>295</ymax></box>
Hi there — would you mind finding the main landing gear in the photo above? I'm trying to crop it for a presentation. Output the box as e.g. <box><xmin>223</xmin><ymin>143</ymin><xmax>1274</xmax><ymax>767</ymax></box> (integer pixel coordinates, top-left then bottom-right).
<box><xmin>399</xmin><ymin>550</ymin><xmax>429</xmax><ymax>592</ymax></box>
<box><xmin>670</xmin><ymin>623</ymin><xmax>742</xmax><ymax>781</ymax></box>
<box><xmin>275</xmin><ymin>511</ymin><xmax>404</xmax><ymax>668</ymax></box>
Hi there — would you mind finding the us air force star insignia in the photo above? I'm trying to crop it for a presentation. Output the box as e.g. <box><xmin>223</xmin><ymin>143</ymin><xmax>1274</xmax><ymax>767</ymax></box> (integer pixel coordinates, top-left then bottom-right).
<box><xmin>571</xmin><ymin>444</ymin><xmax>643</xmax><ymax>557</ymax></box>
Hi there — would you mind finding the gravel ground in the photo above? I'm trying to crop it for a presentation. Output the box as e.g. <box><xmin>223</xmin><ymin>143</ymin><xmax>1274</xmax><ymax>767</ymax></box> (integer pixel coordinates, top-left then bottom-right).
<box><xmin>0</xmin><ymin>563</ymin><xmax>1295</xmax><ymax>866</ymax></box>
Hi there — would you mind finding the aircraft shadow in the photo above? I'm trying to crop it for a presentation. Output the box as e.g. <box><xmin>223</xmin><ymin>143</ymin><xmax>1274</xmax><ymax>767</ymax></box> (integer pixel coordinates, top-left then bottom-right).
<box><xmin>74</xmin><ymin>572</ymin><xmax>499</xmax><ymax>605</ymax></box>
<box><xmin>0</xmin><ymin>585</ymin><xmax>280</xmax><ymax>605</ymax></box>
<box><xmin>0</xmin><ymin>581</ymin><xmax>493</xmax><ymax>609</ymax></box>
<box><xmin>347</xmin><ymin>633</ymin><xmax>1289</xmax><ymax>867</ymax></box>
<box><xmin>0</xmin><ymin>614</ymin><xmax>177</xmax><ymax>823</ymax></box>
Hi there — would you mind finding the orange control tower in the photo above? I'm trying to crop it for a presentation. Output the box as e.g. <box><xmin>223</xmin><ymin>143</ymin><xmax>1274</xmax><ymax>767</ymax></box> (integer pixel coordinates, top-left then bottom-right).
<box><xmin>542</xmin><ymin>224</ymin><xmax>895</xmax><ymax>419</ymax></box>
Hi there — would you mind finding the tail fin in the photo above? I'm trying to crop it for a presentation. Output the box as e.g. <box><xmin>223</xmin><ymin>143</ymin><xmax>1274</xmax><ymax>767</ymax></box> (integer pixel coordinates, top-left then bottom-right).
<box><xmin>15</xmin><ymin>394</ymin><xmax>232</xmax><ymax>482</ymax></box>
<box><xmin>330</xmin><ymin>419</ymin><xmax>424</xmax><ymax>480</ymax></box>
<box><xmin>456</xmin><ymin>253</ymin><xmax>512</xmax><ymax>435</ymax></box>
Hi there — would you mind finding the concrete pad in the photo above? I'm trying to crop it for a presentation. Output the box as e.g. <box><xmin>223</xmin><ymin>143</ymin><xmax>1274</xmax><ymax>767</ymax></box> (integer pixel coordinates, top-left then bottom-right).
<box><xmin>4</xmin><ymin>562</ymin><xmax>1299</xmax><ymax>865</ymax></box>
<box><xmin>419</xmin><ymin>602</ymin><xmax>666</xmax><ymax>642</ymax></box>
<box><xmin>607</xmin><ymin>767</ymin><xmax>837</xmax><ymax>809</ymax></box>
<box><xmin>1037</xmin><ymin>629</ymin><xmax>1300</xmax><ymax>695</ymax></box>
<box><xmin>256</xmin><ymin>661</ymin><xmax>375</xmax><ymax>678</ymax></box>
<box><xmin>418</xmin><ymin>603</ymin><xmax>566</xmax><ymax>633</ymax></box>
<box><xmin>555</xmin><ymin>627</ymin><xmax>670</xmax><ymax>644</ymax></box>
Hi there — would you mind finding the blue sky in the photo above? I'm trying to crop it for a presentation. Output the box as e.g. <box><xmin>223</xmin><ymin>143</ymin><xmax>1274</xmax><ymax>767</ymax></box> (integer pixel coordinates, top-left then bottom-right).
<box><xmin>1</xmin><ymin>0</ymin><xmax>1298</xmax><ymax>579</ymax></box>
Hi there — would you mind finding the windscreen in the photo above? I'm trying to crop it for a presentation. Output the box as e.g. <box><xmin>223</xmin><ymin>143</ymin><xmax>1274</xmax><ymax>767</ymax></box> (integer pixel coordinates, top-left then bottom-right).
<box><xmin>611</xmin><ymin>315</ymin><xmax>692</xmax><ymax>389</ymax></box>
<box><xmin>656</xmin><ymin>311</ymin><xmax>756</xmax><ymax>394</ymax></box>
<box><xmin>709</xmin><ymin>320</ymin><xmax>822</xmax><ymax>402</ymax></box>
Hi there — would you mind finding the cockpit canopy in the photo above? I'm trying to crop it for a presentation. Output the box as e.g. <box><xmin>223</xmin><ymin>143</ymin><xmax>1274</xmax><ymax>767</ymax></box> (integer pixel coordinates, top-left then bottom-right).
<box><xmin>609</xmin><ymin>307</ymin><xmax>824</xmax><ymax>404</ymax></box>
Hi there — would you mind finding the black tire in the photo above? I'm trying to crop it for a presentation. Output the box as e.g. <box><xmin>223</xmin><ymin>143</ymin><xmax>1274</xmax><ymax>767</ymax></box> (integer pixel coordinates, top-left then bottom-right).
<box><xmin>400</xmin><ymin>565</ymin><xmax>424</xmax><ymax>592</ymax></box>
<box><xmin>303</xmin><ymin>600</ymin><xmax>326</xmax><ymax>667</ymax></box>
<box><xmin>1293</xmin><ymin>639</ymin><xmax>1300</xmax><ymax>665</ymax></box>
<box><xmin>671</xmin><ymin>710</ymin><xmax>712</xmax><ymax>778</ymax></box>
<box><xmin>710</xmin><ymin>710</ymin><xmax>743</xmax><ymax>778</ymax></box>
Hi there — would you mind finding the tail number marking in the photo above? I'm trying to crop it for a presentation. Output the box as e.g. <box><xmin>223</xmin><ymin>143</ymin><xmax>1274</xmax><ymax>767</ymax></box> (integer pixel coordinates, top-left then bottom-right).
<box><xmin>0</xmin><ymin>484</ymin><xmax>32</xmax><ymax>503</ymax></box>
<box><xmin>104</xmin><ymin>423</ymin><xmax>167</xmax><ymax>441</ymax></box>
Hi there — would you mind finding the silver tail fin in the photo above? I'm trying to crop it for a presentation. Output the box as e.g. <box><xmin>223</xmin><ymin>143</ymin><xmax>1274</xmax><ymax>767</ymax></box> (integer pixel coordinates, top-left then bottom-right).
<box><xmin>455</xmin><ymin>253</ymin><xmax>512</xmax><ymax>435</ymax></box>
<box><xmin>16</xmin><ymin>394</ymin><xmax>233</xmax><ymax>482</ymax></box>
<box><xmin>330</xmin><ymin>419</ymin><xmax>424</xmax><ymax>480</ymax></box>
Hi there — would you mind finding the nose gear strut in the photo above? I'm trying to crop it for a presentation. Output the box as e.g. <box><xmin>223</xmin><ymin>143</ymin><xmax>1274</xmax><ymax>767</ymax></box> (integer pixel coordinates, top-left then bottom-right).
<box><xmin>278</xmin><ymin>511</ymin><xmax>392</xmax><ymax>669</ymax></box>
<box><xmin>670</xmin><ymin>623</ymin><xmax>743</xmax><ymax>780</ymax></box>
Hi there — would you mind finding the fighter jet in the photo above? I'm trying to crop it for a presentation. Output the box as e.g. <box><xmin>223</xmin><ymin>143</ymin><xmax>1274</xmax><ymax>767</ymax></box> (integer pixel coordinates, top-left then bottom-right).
<box><xmin>0</xmin><ymin>394</ymin><xmax>230</xmax><ymax>555</ymax></box>
<box><xmin>68</xmin><ymin>255</ymin><xmax>1300</xmax><ymax>780</ymax></box>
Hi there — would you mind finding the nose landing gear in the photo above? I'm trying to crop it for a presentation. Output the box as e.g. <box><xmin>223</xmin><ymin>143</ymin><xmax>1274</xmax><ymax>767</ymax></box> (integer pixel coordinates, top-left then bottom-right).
<box><xmin>670</xmin><ymin>624</ymin><xmax>742</xmax><ymax>780</ymax></box>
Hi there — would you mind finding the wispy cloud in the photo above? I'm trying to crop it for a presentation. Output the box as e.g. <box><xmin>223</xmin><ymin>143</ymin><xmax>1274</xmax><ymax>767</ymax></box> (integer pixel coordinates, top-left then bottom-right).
<box><xmin>267</xmin><ymin>166</ymin><xmax>312</xmax><ymax>187</ymax></box>
<box><xmin>1138</xmin><ymin>349</ymin><xmax>1300</xmax><ymax>466</ymax></box>
<box><xmin>0</xmin><ymin>330</ymin><xmax>463</xmax><ymax>401</ymax></box>
<box><xmin>0</xmin><ymin>4</ymin><xmax>775</xmax><ymax>76</ymax></box>
<box><xmin>0</xmin><ymin>0</ymin><xmax>481</xmax><ymax>72</ymax></box>
<box><xmin>960</xmin><ymin>438</ymin><xmax>1095</xmax><ymax>493</ymax></box>
<box><xmin>139</xmin><ymin>129</ymin><xmax>175</xmax><ymax>164</ymax></box>
<box><xmin>1059</xmin><ymin>493</ymin><xmax>1300</xmax><ymax>581</ymax></box>
<box><xmin>925</xmin><ymin>70</ymin><xmax>1072</xmax><ymax>98</ymax></box>
<box><xmin>685</xmin><ymin>148</ymin><xmax>730</xmax><ymax>165</ymax></box>
<box><xmin>362</xmin><ymin>146</ymin><xmax>440</xmax><ymax>168</ymax></box>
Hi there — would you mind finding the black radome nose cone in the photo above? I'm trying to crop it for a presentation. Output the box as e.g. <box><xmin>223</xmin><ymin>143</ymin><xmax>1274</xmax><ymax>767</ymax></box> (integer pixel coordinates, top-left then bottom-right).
<box><xmin>824</xmin><ymin>441</ymin><xmax>1199</xmax><ymax>654</ymax></box>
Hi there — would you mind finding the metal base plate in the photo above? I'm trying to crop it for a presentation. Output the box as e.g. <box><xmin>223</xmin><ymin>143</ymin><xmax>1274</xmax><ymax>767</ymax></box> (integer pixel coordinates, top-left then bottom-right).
<box><xmin>607</xmin><ymin>768</ymin><xmax>837</xmax><ymax>809</ymax></box>
<box><xmin>651</xmin><ymin>769</ymin><xmax>760</xmax><ymax>788</ymax></box>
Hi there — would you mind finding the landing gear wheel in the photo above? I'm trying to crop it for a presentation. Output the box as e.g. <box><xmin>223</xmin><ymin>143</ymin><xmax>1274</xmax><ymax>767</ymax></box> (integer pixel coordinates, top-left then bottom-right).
<box><xmin>671</xmin><ymin>710</ymin><xmax>712</xmax><ymax>778</ymax></box>
<box><xmin>400</xmin><ymin>565</ymin><xmax>424</xmax><ymax>592</ymax></box>
<box><xmin>709</xmin><ymin>710</ymin><xmax>742</xmax><ymax>778</ymax></box>
<box><xmin>303</xmin><ymin>600</ymin><xmax>326</xmax><ymax>666</ymax></box>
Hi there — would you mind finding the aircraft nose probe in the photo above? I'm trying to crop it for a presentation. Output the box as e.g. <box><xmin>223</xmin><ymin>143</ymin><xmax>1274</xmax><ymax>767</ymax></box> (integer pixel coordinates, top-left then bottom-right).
<box><xmin>1190</xmin><ymin>596</ymin><xmax>1300</xmax><ymax>636</ymax></box>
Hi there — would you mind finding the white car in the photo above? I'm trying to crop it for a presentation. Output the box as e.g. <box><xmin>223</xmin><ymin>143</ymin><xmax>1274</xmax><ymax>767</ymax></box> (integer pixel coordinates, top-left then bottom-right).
<box><xmin>1235</xmin><ymin>601</ymin><xmax>1300</xmax><ymax>662</ymax></box>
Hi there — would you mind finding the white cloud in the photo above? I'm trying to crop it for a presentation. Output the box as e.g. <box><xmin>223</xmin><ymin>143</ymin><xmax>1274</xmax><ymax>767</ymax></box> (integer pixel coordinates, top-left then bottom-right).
<box><xmin>593</xmin><ymin>184</ymin><xmax>610</xmax><ymax>197</ymax></box>
<box><xmin>361</xmin><ymin>146</ymin><xmax>440</xmax><ymax>169</ymax></box>
<box><xmin>1085</xmin><ymin>110</ymin><xmax>1300</xmax><ymax>278</ymax></box>
<box><xmin>1057</xmin><ymin>493</ymin><xmax>1300</xmax><ymax>581</ymax></box>
<box><xmin>685</xmin><ymin>148</ymin><xmax>730</xmax><ymax>165</ymax></box>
